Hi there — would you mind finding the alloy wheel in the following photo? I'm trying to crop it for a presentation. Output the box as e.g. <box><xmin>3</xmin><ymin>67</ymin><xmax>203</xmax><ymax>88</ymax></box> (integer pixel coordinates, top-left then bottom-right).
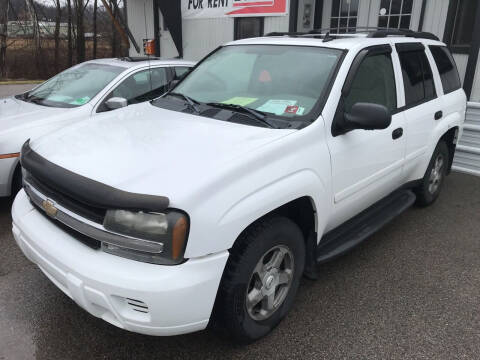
<box><xmin>428</xmin><ymin>153</ymin><xmax>445</xmax><ymax>194</ymax></box>
<box><xmin>245</xmin><ymin>245</ymin><xmax>294</xmax><ymax>321</ymax></box>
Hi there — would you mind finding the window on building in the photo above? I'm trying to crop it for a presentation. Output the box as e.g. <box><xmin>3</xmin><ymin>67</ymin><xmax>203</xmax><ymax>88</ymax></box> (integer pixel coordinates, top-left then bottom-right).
<box><xmin>444</xmin><ymin>0</ymin><xmax>478</xmax><ymax>53</ymax></box>
<box><xmin>234</xmin><ymin>17</ymin><xmax>264</xmax><ymax>40</ymax></box>
<box><xmin>378</xmin><ymin>0</ymin><xmax>413</xmax><ymax>29</ymax></box>
<box><xmin>330</xmin><ymin>0</ymin><xmax>359</xmax><ymax>33</ymax></box>
<box><xmin>429</xmin><ymin>46</ymin><xmax>462</xmax><ymax>94</ymax></box>
<box><xmin>397</xmin><ymin>47</ymin><xmax>436</xmax><ymax>106</ymax></box>
<box><xmin>344</xmin><ymin>52</ymin><xmax>397</xmax><ymax>113</ymax></box>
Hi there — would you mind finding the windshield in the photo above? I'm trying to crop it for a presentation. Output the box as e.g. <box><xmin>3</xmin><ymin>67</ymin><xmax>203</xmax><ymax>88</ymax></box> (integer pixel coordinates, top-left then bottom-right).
<box><xmin>24</xmin><ymin>63</ymin><xmax>124</xmax><ymax>108</ymax></box>
<box><xmin>171</xmin><ymin>45</ymin><xmax>342</xmax><ymax>125</ymax></box>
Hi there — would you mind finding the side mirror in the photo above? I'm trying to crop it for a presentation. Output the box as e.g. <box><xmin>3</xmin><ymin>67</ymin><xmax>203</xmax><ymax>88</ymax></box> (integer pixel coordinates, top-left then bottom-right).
<box><xmin>105</xmin><ymin>97</ymin><xmax>128</xmax><ymax>110</ymax></box>
<box><xmin>344</xmin><ymin>102</ymin><xmax>391</xmax><ymax>131</ymax></box>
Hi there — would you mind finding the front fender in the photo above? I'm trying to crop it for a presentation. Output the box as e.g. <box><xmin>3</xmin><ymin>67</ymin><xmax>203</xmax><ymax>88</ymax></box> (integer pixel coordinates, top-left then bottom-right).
<box><xmin>183</xmin><ymin>169</ymin><xmax>330</xmax><ymax>258</ymax></box>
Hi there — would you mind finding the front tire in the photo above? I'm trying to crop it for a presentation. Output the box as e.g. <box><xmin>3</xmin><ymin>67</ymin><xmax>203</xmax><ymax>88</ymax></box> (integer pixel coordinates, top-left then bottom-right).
<box><xmin>414</xmin><ymin>140</ymin><xmax>449</xmax><ymax>207</ymax></box>
<box><xmin>211</xmin><ymin>216</ymin><xmax>305</xmax><ymax>344</ymax></box>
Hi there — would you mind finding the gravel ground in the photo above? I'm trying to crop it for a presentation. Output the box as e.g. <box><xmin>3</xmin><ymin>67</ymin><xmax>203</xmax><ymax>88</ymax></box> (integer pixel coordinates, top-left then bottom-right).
<box><xmin>1</xmin><ymin>172</ymin><xmax>480</xmax><ymax>360</ymax></box>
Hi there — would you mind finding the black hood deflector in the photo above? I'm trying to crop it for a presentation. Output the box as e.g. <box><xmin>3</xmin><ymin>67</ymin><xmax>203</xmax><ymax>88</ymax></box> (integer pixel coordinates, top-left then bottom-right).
<box><xmin>20</xmin><ymin>140</ymin><xmax>170</xmax><ymax>213</ymax></box>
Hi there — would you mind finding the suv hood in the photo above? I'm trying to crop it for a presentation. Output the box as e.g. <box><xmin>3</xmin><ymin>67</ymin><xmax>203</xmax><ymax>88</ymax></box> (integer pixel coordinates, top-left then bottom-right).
<box><xmin>0</xmin><ymin>96</ymin><xmax>78</xmax><ymax>134</ymax></box>
<box><xmin>30</xmin><ymin>102</ymin><xmax>295</xmax><ymax>204</ymax></box>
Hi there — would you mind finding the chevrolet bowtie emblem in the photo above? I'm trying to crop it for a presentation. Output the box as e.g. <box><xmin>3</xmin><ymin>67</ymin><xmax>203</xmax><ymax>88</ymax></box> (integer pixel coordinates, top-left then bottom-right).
<box><xmin>42</xmin><ymin>199</ymin><xmax>58</xmax><ymax>218</ymax></box>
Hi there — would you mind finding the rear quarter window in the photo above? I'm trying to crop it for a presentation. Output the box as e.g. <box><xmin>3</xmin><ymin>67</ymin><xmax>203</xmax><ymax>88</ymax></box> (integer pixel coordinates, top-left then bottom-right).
<box><xmin>429</xmin><ymin>46</ymin><xmax>462</xmax><ymax>94</ymax></box>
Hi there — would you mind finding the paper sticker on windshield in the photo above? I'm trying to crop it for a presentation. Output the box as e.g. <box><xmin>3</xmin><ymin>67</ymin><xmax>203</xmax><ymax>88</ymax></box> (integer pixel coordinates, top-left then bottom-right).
<box><xmin>70</xmin><ymin>96</ymin><xmax>90</xmax><ymax>105</ymax></box>
<box><xmin>257</xmin><ymin>100</ymin><xmax>297</xmax><ymax>115</ymax></box>
<box><xmin>297</xmin><ymin>107</ymin><xmax>306</xmax><ymax>115</ymax></box>
<box><xmin>222</xmin><ymin>97</ymin><xmax>257</xmax><ymax>106</ymax></box>
<box><xmin>47</xmin><ymin>95</ymin><xmax>74</xmax><ymax>102</ymax></box>
<box><xmin>285</xmin><ymin>105</ymin><xmax>299</xmax><ymax>114</ymax></box>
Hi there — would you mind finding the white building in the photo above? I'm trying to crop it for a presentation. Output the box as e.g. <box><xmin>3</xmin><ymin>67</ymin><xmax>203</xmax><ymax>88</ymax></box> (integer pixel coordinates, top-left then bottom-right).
<box><xmin>126</xmin><ymin>0</ymin><xmax>480</xmax><ymax>175</ymax></box>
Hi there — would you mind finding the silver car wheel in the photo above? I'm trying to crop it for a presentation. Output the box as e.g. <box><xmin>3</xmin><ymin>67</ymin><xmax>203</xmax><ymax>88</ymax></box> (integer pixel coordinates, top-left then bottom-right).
<box><xmin>428</xmin><ymin>153</ymin><xmax>445</xmax><ymax>195</ymax></box>
<box><xmin>245</xmin><ymin>245</ymin><xmax>294</xmax><ymax>321</ymax></box>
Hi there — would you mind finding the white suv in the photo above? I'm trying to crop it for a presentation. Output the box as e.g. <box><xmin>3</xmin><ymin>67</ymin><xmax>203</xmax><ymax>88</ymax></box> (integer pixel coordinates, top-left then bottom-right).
<box><xmin>12</xmin><ymin>30</ymin><xmax>466</xmax><ymax>343</ymax></box>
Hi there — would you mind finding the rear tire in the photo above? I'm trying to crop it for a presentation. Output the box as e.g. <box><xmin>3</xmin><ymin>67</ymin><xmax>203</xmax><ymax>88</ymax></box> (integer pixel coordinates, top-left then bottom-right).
<box><xmin>211</xmin><ymin>216</ymin><xmax>305</xmax><ymax>344</ymax></box>
<box><xmin>414</xmin><ymin>140</ymin><xmax>449</xmax><ymax>207</ymax></box>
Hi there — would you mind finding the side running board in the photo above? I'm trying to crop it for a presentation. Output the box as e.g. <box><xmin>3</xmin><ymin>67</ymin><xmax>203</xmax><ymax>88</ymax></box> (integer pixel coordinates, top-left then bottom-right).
<box><xmin>316</xmin><ymin>190</ymin><xmax>416</xmax><ymax>264</ymax></box>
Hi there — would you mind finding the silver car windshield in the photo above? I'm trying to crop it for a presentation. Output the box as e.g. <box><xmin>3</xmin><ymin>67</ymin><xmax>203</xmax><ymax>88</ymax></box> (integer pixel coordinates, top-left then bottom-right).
<box><xmin>23</xmin><ymin>63</ymin><xmax>124</xmax><ymax>108</ymax></box>
<box><xmin>173</xmin><ymin>45</ymin><xmax>343</xmax><ymax>121</ymax></box>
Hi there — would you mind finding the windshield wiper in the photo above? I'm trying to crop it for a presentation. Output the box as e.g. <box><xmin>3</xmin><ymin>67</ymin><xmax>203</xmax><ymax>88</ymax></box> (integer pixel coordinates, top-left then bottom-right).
<box><xmin>28</xmin><ymin>97</ymin><xmax>45</xmax><ymax>105</ymax></box>
<box><xmin>166</xmin><ymin>92</ymin><xmax>200</xmax><ymax>113</ymax></box>
<box><xmin>206</xmin><ymin>102</ymin><xmax>277</xmax><ymax>129</ymax></box>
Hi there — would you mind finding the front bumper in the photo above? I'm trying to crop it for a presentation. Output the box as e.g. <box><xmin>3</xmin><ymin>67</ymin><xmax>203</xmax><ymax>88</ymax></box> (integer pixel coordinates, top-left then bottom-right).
<box><xmin>0</xmin><ymin>156</ymin><xmax>18</xmax><ymax>196</ymax></box>
<box><xmin>12</xmin><ymin>190</ymin><xmax>229</xmax><ymax>336</ymax></box>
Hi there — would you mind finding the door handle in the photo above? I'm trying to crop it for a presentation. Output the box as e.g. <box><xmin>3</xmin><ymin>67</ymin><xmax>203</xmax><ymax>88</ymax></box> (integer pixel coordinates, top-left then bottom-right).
<box><xmin>435</xmin><ymin>111</ymin><xmax>443</xmax><ymax>120</ymax></box>
<box><xmin>392</xmin><ymin>127</ymin><xmax>403</xmax><ymax>140</ymax></box>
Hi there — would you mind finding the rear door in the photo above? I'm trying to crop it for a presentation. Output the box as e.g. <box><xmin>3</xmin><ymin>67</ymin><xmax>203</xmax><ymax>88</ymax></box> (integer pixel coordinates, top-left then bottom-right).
<box><xmin>395</xmin><ymin>43</ymin><xmax>443</xmax><ymax>177</ymax></box>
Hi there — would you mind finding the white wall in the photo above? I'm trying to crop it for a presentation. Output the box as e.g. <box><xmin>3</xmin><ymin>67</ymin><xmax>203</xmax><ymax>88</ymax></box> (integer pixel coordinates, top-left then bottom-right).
<box><xmin>264</xmin><ymin>15</ymin><xmax>290</xmax><ymax>34</ymax></box>
<box><xmin>470</xmin><ymin>50</ymin><xmax>480</xmax><ymax>102</ymax></box>
<box><xmin>182</xmin><ymin>18</ymin><xmax>233</xmax><ymax>61</ymax></box>
<box><xmin>126</xmin><ymin>0</ymin><xmax>155</xmax><ymax>57</ymax></box>
<box><xmin>182</xmin><ymin>16</ymin><xmax>289</xmax><ymax>61</ymax></box>
<box><xmin>453</xmin><ymin>53</ymin><xmax>469</xmax><ymax>86</ymax></box>
<box><xmin>421</xmin><ymin>0</ymin><xmax>449</xmax><ymax>39</ymax></box>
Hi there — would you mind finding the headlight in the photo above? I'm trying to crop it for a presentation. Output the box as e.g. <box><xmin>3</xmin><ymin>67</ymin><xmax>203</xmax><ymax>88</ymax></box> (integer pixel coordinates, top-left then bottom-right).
<box><xmin>102</xmin><ymin>209</ymin><xmax>189</xmax><ymax>265</ymax></box>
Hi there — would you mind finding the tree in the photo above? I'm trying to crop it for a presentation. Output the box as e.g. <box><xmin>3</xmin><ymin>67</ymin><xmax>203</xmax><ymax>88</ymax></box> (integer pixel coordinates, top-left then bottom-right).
<box><xmin>0</xmin><ymin>0</ymin><xmax>8</xmax><ymax>79</ymax></box>
<box><xmin>25</xmin><ymin>0</ymin><xmax>42</xmax><ymax>77</ymax></box>
<box><xmin>67</xmin><ymin>0</ymin><xmax>73</xmax><ymax>66</ymax></box>
<box><xmin>53</xmin><ymin>0</ymin><xmax>62</xmax><ymax>73</ymax></box>
<box><xmin>74</xmin><ymin>0</ymin><xmax>90</xmax><ymax>63</ymax></box>
<box><xmin>93</xmin><ymin>0</ymin><xmax>97</xmax><ymax>59</ymax></box>
<box><xmin>110</xmin><ymin>0</ymin><xmax>117</xmax><ymax>58</ymax></box>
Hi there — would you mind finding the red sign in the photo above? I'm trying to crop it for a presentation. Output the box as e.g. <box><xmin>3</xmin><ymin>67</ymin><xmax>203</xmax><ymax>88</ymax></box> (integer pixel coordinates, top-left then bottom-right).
<box><xmin>182</xmin><ymin>0</ymin><xmax>288</xmax><ymax>19</ymax></box>
<box><xmin>227</xmin><ymin>0</ymin><xmax>287</xmax><ymax>16</ymax></box>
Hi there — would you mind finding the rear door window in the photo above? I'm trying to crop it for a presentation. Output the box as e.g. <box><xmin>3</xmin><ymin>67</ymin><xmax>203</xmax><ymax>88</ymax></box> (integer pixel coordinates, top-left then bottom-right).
<box><xmin>429</xmin><ymin>46</ymin><xmax>461</xmax><ymax>94</ymax></box>
<box><xmin>397</xmin><ymin>44</ymin><xmax>437</xmax><ymax>107</ymax></box>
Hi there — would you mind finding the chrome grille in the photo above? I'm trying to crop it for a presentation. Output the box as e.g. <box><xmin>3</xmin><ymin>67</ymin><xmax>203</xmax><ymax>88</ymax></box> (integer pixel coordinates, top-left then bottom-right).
<box><xmin>23</xmin><ymin>181</ymin><xmax>164</xmax><ymax>254</ymax></box>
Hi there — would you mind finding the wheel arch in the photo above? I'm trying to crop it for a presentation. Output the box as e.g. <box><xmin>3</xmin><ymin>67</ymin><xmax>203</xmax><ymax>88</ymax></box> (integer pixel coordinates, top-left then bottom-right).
<box><xmin>439</xmin><ymin>126</ymin><xmax>459</xmax><ymax>174</ymax></box>
<box><xmin>237</xmin><ymin>196</ymin><xmax>318</xmax><ymax>244</ymax></box>
<box><xmin>7</xmin><ymin>159</ymin><xmax>21</xmax><ymax>197</ymax></box>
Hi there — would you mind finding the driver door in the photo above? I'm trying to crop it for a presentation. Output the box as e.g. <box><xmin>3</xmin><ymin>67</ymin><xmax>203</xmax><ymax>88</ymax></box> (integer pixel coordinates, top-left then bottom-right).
<box><xmin>326</xmin><ymin>45</ymin><xmax>406</xmax><ymax>229</ymax></box>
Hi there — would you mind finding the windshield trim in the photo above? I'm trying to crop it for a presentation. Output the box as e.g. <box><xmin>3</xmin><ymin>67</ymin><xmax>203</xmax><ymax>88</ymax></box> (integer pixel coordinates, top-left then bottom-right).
<box><xmin>161</xmin><ymin>44</ymin><xmax>347</xmax><ymax>128</ymax></box>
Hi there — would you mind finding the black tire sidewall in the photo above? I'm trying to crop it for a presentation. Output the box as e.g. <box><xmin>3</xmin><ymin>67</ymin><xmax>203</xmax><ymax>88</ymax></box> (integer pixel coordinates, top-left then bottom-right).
<box><xmin>217</xmin><ymin>217</ymin><xmax>305</xmax><ymax>343</ymax></box>
<box><xmin>416</xmin><ymin>141</ymin><xmax>449</xmax><ymax>206</ymax></box>
<box><xmin>11</xmin><ymin>166</ymin><xmax>22</xmax><ymax>198</ymax></box>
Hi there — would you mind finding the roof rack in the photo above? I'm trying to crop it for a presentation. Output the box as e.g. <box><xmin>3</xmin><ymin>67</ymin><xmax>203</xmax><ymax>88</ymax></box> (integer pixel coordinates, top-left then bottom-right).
<box><xmin>265</xmin><ymin>27</ymin><xmax>439</xmax><ymax>42</ymax></box>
